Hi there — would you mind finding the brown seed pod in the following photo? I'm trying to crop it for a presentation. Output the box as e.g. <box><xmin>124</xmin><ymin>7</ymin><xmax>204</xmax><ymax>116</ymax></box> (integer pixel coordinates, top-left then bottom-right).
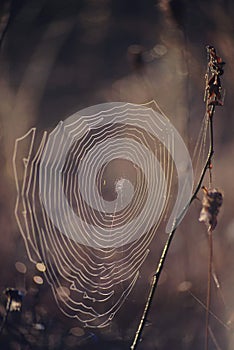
<box><xmin>199</xmin><ymin>186</ymin><xmax>223</xmax><ymax>230</ymax></box>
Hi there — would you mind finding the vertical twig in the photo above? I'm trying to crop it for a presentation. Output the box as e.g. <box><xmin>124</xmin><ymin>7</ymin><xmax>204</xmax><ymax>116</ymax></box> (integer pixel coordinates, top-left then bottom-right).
<box><xmin>200</xmin><ymin>185</ymin><xmax>224</xmax><ymax>350</ymax></box>
<box><xmin>131</xmin><ymin>46</ymin><xmax>225</xmax><ymax>350</ymax></box>
<box><xmin>130</xmin><ymin>226</ymin><xmax>176</xmax><ymax>349</ymax></box>
<box><xmin>201</xmin><ymin>46</ymin><xmax>225</xmax><ymax>350</ymax></box>
<box><xmin>205</xmin><ymin>228</ymin><xmax>213</xmax><ymax>350</ymax></box>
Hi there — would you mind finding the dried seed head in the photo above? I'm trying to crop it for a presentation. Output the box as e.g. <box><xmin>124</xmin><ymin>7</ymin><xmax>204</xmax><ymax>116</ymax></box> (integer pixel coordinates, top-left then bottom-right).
<box><xmin>199</xmin><ymin>187</ymin><xmax>223</xmax><ymax>230</ymax></box>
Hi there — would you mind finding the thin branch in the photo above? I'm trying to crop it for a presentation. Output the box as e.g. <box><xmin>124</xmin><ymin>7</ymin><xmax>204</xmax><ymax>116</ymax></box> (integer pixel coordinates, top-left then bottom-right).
<box><xmin>131</xmin><ymin>46</ymin><xmax>225</xmax><ymax>350</ymax></box>
<box><xmin>190</xmin><ymin>106</ymin><xmax>214</xmax><ymax>203</ymax></box>
<box><xmin>205</xmin><ymin>228</ymin><xmax>213</xmax><ymax>350</ymax></box>
<box><xmin>130</xmin><ymin>227</ymin><xmax>176</xmax><ymax>349</ymax></box>
<box><xmin>209</xmin><ymin>326</ymin><xmax>222</xmax><ymax>350</ymax></box>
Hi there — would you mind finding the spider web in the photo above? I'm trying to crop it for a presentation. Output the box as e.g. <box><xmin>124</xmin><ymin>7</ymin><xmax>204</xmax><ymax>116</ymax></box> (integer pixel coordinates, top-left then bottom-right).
<box><xmin>13</xmin><ymin>101</ymin><xmax>193</xmax><ymax>328</ymax></box>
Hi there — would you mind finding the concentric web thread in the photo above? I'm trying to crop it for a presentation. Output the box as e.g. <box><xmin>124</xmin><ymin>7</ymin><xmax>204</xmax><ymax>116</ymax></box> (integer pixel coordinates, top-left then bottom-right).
<box><xmin>13</xmin><ymin>101</ymin><xmax>193</xmax><ymax>328</ymax></box>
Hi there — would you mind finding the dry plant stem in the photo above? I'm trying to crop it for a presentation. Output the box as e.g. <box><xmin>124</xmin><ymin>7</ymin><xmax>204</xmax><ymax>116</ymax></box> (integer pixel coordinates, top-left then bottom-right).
<box><xmin>205</xmin><ymin>228</ymin><xmax>213</xmax><ymax>350</ymax></box>
<box><xmin>131</xmin><ymin>112</ymin><xmax>215</xmax><ymax>350</ymax></box>
<box><xmin>209</xmin><ymin>326</ymin><xmax>222</xmax><ymax>350</ymax></box>
<box><xmin>130</xmin><ymin>226</ymin><xmax>177</xmax><ymax>349</ymax></box>
<box><xmin>131</xmin><ymin>90</ymin><xmax>216</xmax><ymax>350</ymax></box>
<box><xmin>190</xmin><ymin>106</ymin><xmax>214</xmax><ymax>203</ymax></box>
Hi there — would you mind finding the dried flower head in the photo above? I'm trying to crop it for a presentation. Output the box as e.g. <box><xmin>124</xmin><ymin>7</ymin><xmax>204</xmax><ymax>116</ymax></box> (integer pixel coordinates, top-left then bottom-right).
<box><xmin>4</xmin><ymin>288</ymin><xmax>24</xmax><ymax>312</ymax></box>
<box><xmin>199</xmin><ymin>187</ymin><xmax>223</xmax><ymax>230</ymax></box>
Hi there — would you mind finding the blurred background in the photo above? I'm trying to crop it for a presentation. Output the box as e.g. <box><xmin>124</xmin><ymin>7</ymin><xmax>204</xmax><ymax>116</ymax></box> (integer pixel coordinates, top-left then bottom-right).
<box><xmin>0</xmin><ymin>0</ymin><xmax>234</xmax><ymax>349</ymax></box>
